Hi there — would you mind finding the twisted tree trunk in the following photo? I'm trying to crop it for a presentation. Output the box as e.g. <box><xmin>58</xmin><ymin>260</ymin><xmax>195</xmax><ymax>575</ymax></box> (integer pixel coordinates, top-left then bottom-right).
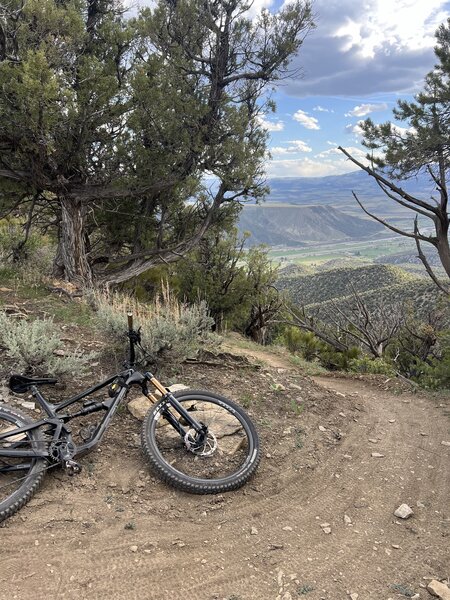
<box><xmin>52</xmin><ymin>199</ymin><xmax>93</xmax><ymax>288</ymax></box>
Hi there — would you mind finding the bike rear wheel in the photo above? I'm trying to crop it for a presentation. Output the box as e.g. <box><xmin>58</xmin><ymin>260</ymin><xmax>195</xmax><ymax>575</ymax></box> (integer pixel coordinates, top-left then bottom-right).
<box><xmin>141</xmin><ymin>390</ymin><xmax>261</xmax><ymax>494</ymax></box>
<box><xmin>0</xmin><ymin>404</ymin><xmax>47</xmax><ymax>522</ymax></box>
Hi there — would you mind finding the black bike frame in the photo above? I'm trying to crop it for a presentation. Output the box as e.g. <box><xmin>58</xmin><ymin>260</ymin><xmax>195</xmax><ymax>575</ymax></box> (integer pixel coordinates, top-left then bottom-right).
<box><xmin>0</xmin><ymin>314</ymin><xmax>205</xmax><ymax>462</ymax></box>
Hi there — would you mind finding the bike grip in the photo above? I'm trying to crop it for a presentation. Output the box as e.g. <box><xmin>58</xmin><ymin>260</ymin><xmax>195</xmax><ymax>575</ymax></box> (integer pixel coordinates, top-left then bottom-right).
<box><xmin>127</xmin><ymin>312</ymin><xmax>133</xmax><ymax>331</ymax></box>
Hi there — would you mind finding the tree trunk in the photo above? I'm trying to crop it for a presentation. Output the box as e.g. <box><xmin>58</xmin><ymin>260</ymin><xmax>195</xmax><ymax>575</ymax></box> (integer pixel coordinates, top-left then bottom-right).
<box><xmin>52</xmin><ymin>199</ymin><xmax>93</xmax><ymax>288</ymax></box>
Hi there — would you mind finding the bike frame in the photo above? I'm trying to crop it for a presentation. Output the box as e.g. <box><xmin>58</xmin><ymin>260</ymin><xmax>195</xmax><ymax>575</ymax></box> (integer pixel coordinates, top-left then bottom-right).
<box><xmin>0</xmin><ymin>314</ymin><xmax>205</xmax><ymax>463</ymax></box>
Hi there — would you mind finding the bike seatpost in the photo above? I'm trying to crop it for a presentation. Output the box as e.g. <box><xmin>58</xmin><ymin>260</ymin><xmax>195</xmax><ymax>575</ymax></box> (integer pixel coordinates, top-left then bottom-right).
<box><xmin>127</xmin><ymin>312</ymin><xmax>135</xmax><ymax>367</ymax></box>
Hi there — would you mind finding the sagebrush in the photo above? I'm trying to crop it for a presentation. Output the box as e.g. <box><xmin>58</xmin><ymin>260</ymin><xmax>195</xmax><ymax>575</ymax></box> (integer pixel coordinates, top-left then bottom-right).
<box><xmin>0</xmin><ymin>312</ymin><xmax>96</xmax><ymax>377</ymax></box>
<box><xmin>93</xmin><ymin>286</ymin><xmax>219</xmax><ymax>364</ymax></box>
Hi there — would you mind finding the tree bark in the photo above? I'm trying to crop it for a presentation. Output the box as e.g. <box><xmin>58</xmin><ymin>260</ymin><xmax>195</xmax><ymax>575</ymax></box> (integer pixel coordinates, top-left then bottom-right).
<box><xmin>53</xmin><ymin>199</ymin><xmax>93</xmax><ymax>288</ymax></box>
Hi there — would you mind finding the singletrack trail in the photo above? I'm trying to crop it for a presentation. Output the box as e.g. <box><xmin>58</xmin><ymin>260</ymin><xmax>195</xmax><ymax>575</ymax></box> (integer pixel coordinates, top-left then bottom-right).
<box><xmin>1</xmin><ymin>350</ymin><xmax>449</xmax><ymax>600</ymax></box>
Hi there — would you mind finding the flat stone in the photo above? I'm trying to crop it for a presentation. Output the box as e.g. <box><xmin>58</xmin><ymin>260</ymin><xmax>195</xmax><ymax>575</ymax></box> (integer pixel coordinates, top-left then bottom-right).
<box><xmin>371</xmin><ymin>452</ymin><xmax>385</xmax><ymax>458</ymax></box>
<box><xmin>427</xmin><ymin>580</ymin><xmax>450</xmax><ymax>600</ymax></box>
<box><xmin>128</xmin><ymin>397</ymin><xmax>152</xmax><ymax>420</ymax></box>
<box><xmin>394</xmin><ymin>504</ymin><xmax>414</xmax><ymax>519</ymax></box>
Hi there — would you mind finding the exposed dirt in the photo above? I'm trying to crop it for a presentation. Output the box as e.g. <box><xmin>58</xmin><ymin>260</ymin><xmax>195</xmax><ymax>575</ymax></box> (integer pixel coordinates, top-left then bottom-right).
<box><xmin>0</xmin><ymin>285</ymin><xmax>449</xmax><ymax>599</ymax></box>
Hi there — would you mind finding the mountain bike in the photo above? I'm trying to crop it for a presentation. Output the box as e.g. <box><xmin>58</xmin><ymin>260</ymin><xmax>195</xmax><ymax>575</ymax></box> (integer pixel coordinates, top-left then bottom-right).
<box><xmin>0</xmin><ymin>313</ymin><xmax>261</xmax><ymax>522</ymax></box>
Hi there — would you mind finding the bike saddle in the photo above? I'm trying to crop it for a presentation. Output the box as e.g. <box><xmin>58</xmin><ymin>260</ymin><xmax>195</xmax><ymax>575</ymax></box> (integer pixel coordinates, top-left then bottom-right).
<box><xmin>9</xmin><ymin>374</ymin><xmax>58</xmax><ymax>394</ymax></box>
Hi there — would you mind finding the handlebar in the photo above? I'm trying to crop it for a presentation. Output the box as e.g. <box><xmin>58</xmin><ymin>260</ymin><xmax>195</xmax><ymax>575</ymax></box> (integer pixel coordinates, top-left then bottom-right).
<box><xmin>127</xmin><ymin>312</ymin><xmax>133</xmax><ymax>332</ymax></box>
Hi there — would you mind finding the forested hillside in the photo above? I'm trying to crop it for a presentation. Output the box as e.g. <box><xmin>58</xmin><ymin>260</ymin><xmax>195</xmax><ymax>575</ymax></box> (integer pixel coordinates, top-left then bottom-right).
<box><xmin>276</xmin><ymin>264</ymin><xmax>416</xmax><ymax>306</ymax></box>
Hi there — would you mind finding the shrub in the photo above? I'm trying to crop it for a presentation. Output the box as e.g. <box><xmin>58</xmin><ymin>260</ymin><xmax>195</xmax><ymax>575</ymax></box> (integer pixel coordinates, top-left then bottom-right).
<box><xmin>282</xmin><ymin>327</ymin><xmax>322</xmax><ymax>360</ymax></box>
<box><xmin>349</xmin><ymin>355</ymin><xmax>396</xmax><ymax>376</ymax></box>
<box><xmin>0</xmin><ymin>312</ymin><xmax>96</xmax><ymax>377</ymax></box>
<box><xmin>93</xmin><ymin>285</ymin><xmax>219</xmax><ymax>364</ymax></box>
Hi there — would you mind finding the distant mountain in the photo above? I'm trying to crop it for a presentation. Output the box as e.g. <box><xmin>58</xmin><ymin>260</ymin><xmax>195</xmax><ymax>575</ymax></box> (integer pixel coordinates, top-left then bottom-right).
<box><xmin>237</xmin><ymin>204</ymin><xmax>382</xmax><ymax>246</ymax></box>
<box><xmin>263</xmin><ymin>171</ymin><xmax>435</xmax><ymax>221</ymax></box>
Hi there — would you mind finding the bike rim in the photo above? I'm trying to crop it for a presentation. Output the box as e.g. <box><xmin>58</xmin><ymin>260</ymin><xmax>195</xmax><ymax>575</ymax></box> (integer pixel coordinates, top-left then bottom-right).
<box><xmin>0</xmin><ymin>413</ymin><xmax>38</xmax><ymax>508</ymax></box>
<box><xmin>150</xmin><ymin>396</ymin><xmax>256</xmax><ymax>483</ymax></box>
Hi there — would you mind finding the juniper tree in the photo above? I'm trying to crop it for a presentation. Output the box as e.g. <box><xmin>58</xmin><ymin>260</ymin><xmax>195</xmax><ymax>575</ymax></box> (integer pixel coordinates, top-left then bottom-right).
<box><xmin>0</xmin><ymin>0</ymin><xmax>314</xmax><ymax>287</ymax></box>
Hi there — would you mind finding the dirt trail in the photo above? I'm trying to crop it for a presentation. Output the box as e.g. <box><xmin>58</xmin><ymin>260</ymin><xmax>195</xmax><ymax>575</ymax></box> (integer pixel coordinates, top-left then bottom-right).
<box><xmin>1</xmin><ymin>354</ymin><xmax>449</xmax><ymax>600</ymax></box>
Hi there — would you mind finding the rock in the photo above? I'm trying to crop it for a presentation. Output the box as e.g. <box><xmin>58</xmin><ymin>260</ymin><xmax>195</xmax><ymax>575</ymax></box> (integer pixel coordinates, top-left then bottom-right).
<box><xmin>368</xmin><ymin>438</ymin><xmax>378</xmax><ymax>443</ymax></box>
<box><xmin>349</xmin><ymin>593</ymin><xmax>358</xmax><ymax>600</ymax></box>
<box><xmin>427</xmin><ymin>580</ymin><xmax>450</xmax><ymax>600</ymax></box>
<box><xmin>168</xmin><ymin>384</ymin><xmax>189</xmax><ymax>393</ymax></box>
<box><xmin>251</xmin><ymin>526</ymin><xmax>258</xmax><ymax>535</ymax></box>
<box><xmin>130</xmin><ymin>545</ymin><xmax>138</xmax><ymax>553</ymax></box>
<box><xmin>371</xmin><ymin>452</ymin><xmax>385</xmax><ymax>458</ymax></box>
<box><xmin>339</xmin><ymin>412</ymin><xmax>346</xmax><ymax>417</ymax></box>
<box><xmin>394</xmin><ymin>504</ymin><xmax>414</xmax><ymax>519</ymax></box>
<box><xmin>441</xmin><ymin>441</ymin><xmax>450</xmax><ymax>447</ymax></box>
<box><xmin>128</xmin><ymin>397</ymin><xmax>152</xmax><ymax>420</ymax></box>
<box><xmin>282</xmin><ymin>526</ymin><xmax>293</xmax><ymax>531</ymax></box>
<box><xmin>388</xmin><ymin>419</ymin><xmax>396</xmax><ymax>423</ymax></box>
<box><xmin>320</xmin><ymin>522</ymin><xmax>331</xmax><ymax>534</ymax></box>
<box><xmin>318</xmin><ymin>425</ymin><xmax>327</xmax><ymax>432</ymax></box>
<box><xmin>343</xmin><ymin>515</ymin><xmax>352</xmax><ymax>525</ymax></box>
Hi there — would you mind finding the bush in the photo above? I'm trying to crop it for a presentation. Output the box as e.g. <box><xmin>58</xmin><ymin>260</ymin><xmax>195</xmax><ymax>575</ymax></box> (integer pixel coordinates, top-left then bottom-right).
<box><xmin>282</xmin><ymin>327</ymin><xmax>322</xmax><ymax>360</ymax></box>
<box><xmin>0</xmin><ymin>312</ymin><xmax>96</xmax><ymax>377</ymax></box>
<box><xmin>93</xmin><ymin>285</ymin><xmax>219</xmax><ymax>365</ymax></box>
<box><xmin>349</xmin><ymin>355</ymin><xmax>396</xmax><ymax>376</ymax></box>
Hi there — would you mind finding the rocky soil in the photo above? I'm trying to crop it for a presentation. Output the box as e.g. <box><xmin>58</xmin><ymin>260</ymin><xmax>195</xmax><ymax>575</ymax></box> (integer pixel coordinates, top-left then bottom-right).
<box><xmin>0</xmin><ymin>346</ymin><xmax>449</xmax><ymax>600</ymax></box>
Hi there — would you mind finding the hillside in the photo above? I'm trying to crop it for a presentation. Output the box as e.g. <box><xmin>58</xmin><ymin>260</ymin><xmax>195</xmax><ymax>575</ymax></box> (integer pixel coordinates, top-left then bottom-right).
<box><xmin>276</xmin><ymin>264</ymin><xmax>416</xmax><ymax>306</ymax></box>
<box><xmin>238</xmin><ymin>204</ymin><xmax>382</xmax><ymax>246</ymax></box>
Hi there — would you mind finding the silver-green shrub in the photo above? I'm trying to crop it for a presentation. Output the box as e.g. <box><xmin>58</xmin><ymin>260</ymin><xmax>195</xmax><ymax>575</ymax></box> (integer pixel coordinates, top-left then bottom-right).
<box><xmin>0</xmin><ymin>312</ymin><xmax>96</xmax><ymax>377</ymax></box>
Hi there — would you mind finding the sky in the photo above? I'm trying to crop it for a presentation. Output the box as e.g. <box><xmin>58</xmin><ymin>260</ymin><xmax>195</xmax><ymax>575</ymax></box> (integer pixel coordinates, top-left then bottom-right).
<box><xmin>129</xmin><ymin>0</ymin><xmax>450</xmax><ymax>178</ymax></box>
<box><xmin>260</xmin><ymin>0</ymin><xmax>450</xmax><ymax>177</ymax></box>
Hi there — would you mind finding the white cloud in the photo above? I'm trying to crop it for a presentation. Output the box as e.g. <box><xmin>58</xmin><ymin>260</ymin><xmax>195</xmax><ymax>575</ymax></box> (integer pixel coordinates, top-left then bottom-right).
<box><xmin>267</xmin><ymin>157</ymin><xmax>361</xmax><ymax>177</ymax></box>
<box><xmin>313</xmin><ymin>105</ymin><xmax>334</xmax><ymax>113</ymax></box>
<box><xmin>345</xmin><ymin>121</ymin><xmax>366</xmax><ymax>137</ymax></box>
<box><xmin>292</xmin><ymin>110</ymin><xmax>320</xmax><ymax>130</ymax></box>
<box><xmin>271</xmin><ymin>140</ymin><xmax>312</xmax><ymax>154</ymax></box>
<box><xmin>333</xmin><ymin>0</ymin><xmax>448</xmax><ymax>59</ymax></box>
<box><xmin>282</xmin><ymin>0</ymin><xmax>450</xmax><ymax>96</ymax></box>
<box><xmin>257</xmin><ymin>116</ymin><xmax>284</xmax><ymax>132</ymax></box>
<box><xmin>345</xmin><ymin>103</ymin><xmax>388</xmax><ymax>117</ymax></box>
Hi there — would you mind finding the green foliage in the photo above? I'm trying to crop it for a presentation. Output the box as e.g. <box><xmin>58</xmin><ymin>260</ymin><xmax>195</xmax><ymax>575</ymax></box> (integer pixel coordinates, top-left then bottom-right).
<box><xmin>349</xmin><ymin>356</ymin><xmax>396</xmax><ymax>376</ymax></box>
<box><xmin>175</xmin><ymin>228</ymin><xmax>280</xmax><ymax>339</ymax></box>
<box><xmin>0</xmin><ymin>0</ymin><xmax>314</xmax><ymax>286</ymax></box>
<box><xmin>280</xmin><ymin>324</ymin><xmax>360</xmax><ymax>370</ymax></box>
<box><xmin>413</xmin><ymin>331</ymin><xmax>450</xmax><ymax>389</ymax></box>
<box><xmin>0</xmin><ymin>312</ymin><xmax>96</xmax><ymax>376</ymax></box>
<box><xmin>317</xmin><ymin>346</ymin><xmax>359</xmax><ymax>371</ymax></box>
<box><xmin>282</xmin><ymin>327</ymin><xmax>320</xmax><ymax>360</ymax></box>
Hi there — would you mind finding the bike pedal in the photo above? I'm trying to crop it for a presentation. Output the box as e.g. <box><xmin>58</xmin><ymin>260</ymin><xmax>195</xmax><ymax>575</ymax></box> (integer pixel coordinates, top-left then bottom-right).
<box><xmin>64</xmin><ymin>460</ymin><xmax>82</xmax><ymax>476</ymax></box>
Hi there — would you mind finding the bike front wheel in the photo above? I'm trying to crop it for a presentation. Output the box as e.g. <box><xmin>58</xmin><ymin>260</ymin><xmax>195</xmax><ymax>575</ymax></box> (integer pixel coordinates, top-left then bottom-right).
<box><xmin>0</xmin><ymin>404</ymin><xmax>47</xmax><ymax>522</ymax></box>
<box><xmin>141</xmin><ymin>390</ymin><xmax>261</xmax><ymax>494</ymax></box>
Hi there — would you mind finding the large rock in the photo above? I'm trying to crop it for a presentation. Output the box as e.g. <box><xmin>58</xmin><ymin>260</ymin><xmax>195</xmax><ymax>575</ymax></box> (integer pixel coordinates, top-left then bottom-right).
<box><xmin>127</xmin><ymin>384</ymin><xmax>189</xmax><ymax>420</ymax></box>
<box><xmin>427</xmin><ymin>580</ymin><xmax>450</xmax><ymax>600</ymax></box>
<box><xmin>128</xmin><ymin>397</ymin><xmax>152</xmax><ymax>420</ymax></box>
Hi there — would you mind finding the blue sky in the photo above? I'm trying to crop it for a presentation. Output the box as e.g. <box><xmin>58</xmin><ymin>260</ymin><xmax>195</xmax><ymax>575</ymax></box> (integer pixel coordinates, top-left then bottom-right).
<box><xmin>132</xmin><ymin>0</ymin><xmax>450</xmax><ymax>178</ymax></box>
<box><xmin>256</xmin><ymin>0</ymin><xmax>450</xmax><ymax>177</ymax></box>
